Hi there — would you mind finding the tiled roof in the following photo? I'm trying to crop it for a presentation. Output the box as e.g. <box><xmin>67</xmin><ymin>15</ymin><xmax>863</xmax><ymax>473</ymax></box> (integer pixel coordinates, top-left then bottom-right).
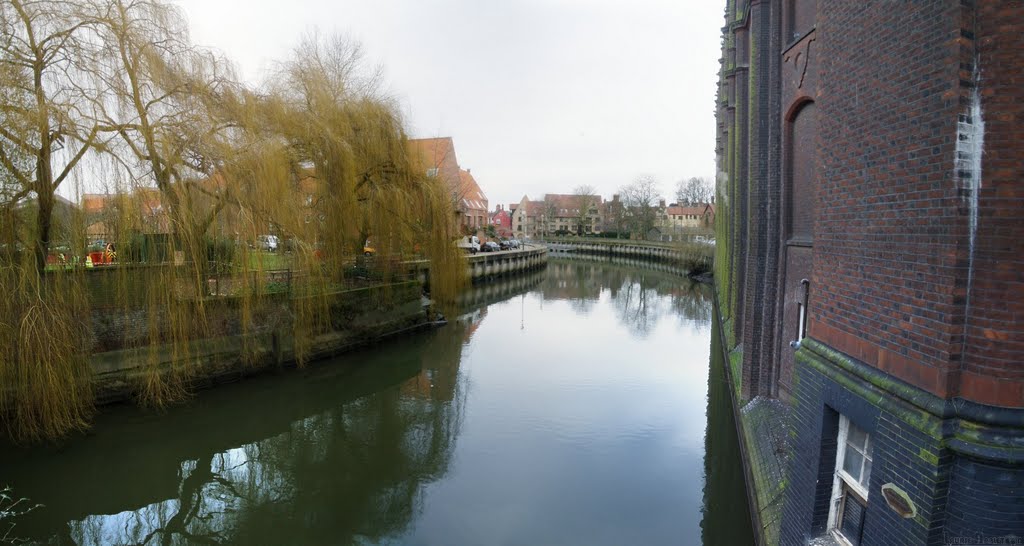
<box><xmin>667</xmin><ymin>205</ymin><xmax>707</xmax><ymax>216</ymax></box>
<box><xmin>667</xmin><ymin>203</ymin><xmax>714</xmax><ymax>216</ymax></box>
<box><xmin>407</xmin><ymin>137</ymin><xmax>457</xmax><ymax>173</ymax></box>
<box><xmin>458</xmin><ymin>169</ymin><xmax>488</xmax><ymax>212</ymax></box>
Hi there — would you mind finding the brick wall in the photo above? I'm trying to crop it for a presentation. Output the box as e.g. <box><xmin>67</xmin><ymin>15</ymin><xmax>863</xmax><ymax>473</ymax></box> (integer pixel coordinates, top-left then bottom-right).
<box><xmin>810</xmin><ymin>1</ymin><xmax>970</xmax><ymax>401</ymax></box>
<box><xmin>957</xmin><ymin>2</ymin><xmax>1024</xmax><ymax>407</ymax></box>
<box><xmin>716</xmin><ymin>1</ymin><xmax>1024</xmax><ymax>544</ymax></box>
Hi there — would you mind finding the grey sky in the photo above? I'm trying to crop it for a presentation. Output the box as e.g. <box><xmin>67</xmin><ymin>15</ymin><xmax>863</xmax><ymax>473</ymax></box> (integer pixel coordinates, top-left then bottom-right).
<box><xmin>173</xmin><ymin>0</ymin><xmax>724</xmax><ymax>209</ymax></box>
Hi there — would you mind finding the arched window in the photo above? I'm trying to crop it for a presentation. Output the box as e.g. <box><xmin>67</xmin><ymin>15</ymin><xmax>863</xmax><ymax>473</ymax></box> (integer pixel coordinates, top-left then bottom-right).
<box><xmin>787</xmin><ymin>100</ymin><xmax>817</xmax><ymax>240</ymax></box>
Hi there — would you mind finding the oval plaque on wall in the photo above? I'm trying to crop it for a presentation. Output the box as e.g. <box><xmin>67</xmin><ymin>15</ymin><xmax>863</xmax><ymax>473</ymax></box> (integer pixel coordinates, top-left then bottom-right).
<box><xmin>880</xmin><ymin>483</ymin><xmax>917</xmax><ymax>519</ymax></box>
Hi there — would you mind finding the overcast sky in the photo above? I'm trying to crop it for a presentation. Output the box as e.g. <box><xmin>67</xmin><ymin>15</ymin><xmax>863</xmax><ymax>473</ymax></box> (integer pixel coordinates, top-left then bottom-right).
<box><xmin>173</xmin><ymin>0</ymin><xmax>724</xmax><ymax>209</ymax></box>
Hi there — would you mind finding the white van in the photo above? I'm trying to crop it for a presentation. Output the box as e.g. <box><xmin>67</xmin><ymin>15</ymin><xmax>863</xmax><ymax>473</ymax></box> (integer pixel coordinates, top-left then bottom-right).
<box><xmin>457</xmin><ymin>235</ymin><xmax>480</xmax><ymax>254</ymax></box>
<box><xmin>258</xmin><ymin>235</ymin><xmax>279</xmax><ymax>251</ymax></box>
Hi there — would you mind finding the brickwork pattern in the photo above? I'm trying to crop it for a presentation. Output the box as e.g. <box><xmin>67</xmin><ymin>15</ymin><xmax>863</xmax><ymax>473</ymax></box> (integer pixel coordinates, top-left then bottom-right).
<box><xmin>942</xmin><ymin>457</ymin><xmax>1024</xmax><ymax>543</ymax></box>
<box><xmin>811</xmin><ymin>1</ymin><xmax>968</xmax><ymax>400</ymax></box>
<box><xmin>740</xmin><ymin>0</ymin><xmax>772</xmax><ymax>400</ymax></box>
<box><xmin>958</xmin><ymin>1</ymin><xmax>1024</xmax><ymax>406</ymax></box>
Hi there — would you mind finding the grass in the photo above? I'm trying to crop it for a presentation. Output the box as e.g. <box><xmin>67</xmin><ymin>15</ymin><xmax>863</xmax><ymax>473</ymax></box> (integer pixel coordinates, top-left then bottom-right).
<box><xmin>248</xmin><ymin>251</ymin><xmax>292</xmax><ymax>270</ymax></box>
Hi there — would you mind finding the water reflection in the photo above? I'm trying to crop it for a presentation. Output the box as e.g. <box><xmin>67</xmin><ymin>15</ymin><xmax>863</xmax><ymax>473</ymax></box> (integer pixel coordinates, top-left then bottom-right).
<box><xmin>543</xmin><ymin>258</ymin><xmax>713</xmax><ymax>336</ymax></box>
<box><xmin>1</xmin><ymin>319</ymin><xmax>469</xmax><ymax>545</ymax></box>
<box><xmin>1</xmin><ymin>258</ymin><xmax>748</xmax><ymax>545</ymax></box>
<box><xmin>702</xmin><ymin>315</ymin><xmax>757</xmax><ymax>545</ymax></box>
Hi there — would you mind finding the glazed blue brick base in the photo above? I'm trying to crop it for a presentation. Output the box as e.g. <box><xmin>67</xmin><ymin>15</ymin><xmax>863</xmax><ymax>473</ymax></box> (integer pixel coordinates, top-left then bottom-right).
<box><xmin>779</xmin><ymin>343</ymin><xmax>1024</xmax><ymax>545</ymax></box>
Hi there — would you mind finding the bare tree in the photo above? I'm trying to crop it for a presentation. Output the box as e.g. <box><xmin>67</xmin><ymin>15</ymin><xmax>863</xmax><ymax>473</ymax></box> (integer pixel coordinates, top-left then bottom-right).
<box><xmin>572</xmin><ymin>184</ymin><xmax>598</xmax><ymax>236</ymax></box>
<box><xmin>601</xmin><ymin>194</ymin><xmax>626</xmax><ymax>238</ymax></box>
<box><xmin>0</xmin><ymin>0</ymin><xmax>106</xmax><ymax>277</ymax></box>
<box><xmin>675</xmin><ymin>176</ymin><xmax>714</xmax><ymax>205</ymax></box>
<box><xmin>620</xmin><ymin>175</ymin><xmax>662</xmax><ymax>238</ymax></box>
<box><xmin>542</xmin><ymin>195</ymin><xmax>557</xmax><ymax>238</ymax></box>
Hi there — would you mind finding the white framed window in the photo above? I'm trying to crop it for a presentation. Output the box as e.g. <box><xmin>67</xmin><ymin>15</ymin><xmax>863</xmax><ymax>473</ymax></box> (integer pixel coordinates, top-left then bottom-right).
<box><xmin>828</xmin><ymin>415</ymin><xmax>873</xmax><ymax>546</ymax></box>
<box><xmin>426</xmin><ymin>167</ymin><xmax>439</xmax><ymax>177</ymax></box>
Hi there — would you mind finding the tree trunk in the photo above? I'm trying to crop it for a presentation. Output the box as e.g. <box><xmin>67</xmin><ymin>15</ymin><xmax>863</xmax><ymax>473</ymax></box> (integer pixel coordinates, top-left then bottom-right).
<box><xmin>33</xmin><ymin>187</ymin><xmax>53</xmax><ymax>280</ymax></box>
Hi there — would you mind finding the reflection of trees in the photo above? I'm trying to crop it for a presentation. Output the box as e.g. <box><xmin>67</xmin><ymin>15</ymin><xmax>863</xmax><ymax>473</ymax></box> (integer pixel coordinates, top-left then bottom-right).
<box><xmin>58</xmin><ymin>327</ymin><xmax>468</xmax><ymax>546</ymax></box>
<box><xmin>543</xmin><ymin>258</ymin><xmax>712</xmax><ymax>337</ymax></box>
<box><xmin>612</xmin><ymin>273</ymin><xmax>662</xmax><ymax>337</ymax></box>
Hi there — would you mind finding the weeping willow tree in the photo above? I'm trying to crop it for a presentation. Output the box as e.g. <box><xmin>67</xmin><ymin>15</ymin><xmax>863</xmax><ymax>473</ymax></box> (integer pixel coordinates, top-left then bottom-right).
<box><xmin>0</xmin><ymin>0</ymin><xmax>468</xmax><ymax>441</ymax></box>
<box><xmin>0</xmin><ymin>0</ymin><xmax>107</xmax><ymax>442</ymax></box>
<box><xmin>247</xmin><ymin>33</ymin><xmax>467</xmax><ymax>364</ymax></box>
<box><xmin>91</xmin><ymin>0</ymin><xmax>246</xmax><ymax>406</ymax></box>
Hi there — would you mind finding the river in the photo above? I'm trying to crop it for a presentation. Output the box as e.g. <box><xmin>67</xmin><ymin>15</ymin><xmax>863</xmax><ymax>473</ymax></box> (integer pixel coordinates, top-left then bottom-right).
<box><xmin>0</xmin><ymin>258</ymin><xmax>753</xmax><ymax>545</ymax></box>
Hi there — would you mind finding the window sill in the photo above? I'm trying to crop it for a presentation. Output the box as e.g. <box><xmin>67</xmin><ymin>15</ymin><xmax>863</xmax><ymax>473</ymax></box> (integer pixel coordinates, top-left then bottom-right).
<box><xmin>807</xmin><ymin>535</ymin><xmax>841</xmax><ymax>546</ymax></box>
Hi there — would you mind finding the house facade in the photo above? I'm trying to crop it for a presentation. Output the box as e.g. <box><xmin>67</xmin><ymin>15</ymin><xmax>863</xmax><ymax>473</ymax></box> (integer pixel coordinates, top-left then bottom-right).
<box><xmin>407</xmin><ymin>137</ymin><xmax>488</xmax><ymax>233</ymax></box>
<box><xmin>715</xmin><ymin>1</ymin><xmax>1024</xmax><ymax>545</ymax></box>
<box><xmin>457</xmin><ymin>169</ymin><xmax>488</xmax><ymax>231</ymax></box>
<box><xmin>663</xmin><ymin>203</ymin><xmax>714</xmax><ymax>230</ymax></box>
<box><xmin>511</xmin><ymin>193</ymin><xmax>604</xmax><ymax>239</ymax></box>
<box><xmin>490</xmin><ymin>205</ymin><xmax>512</xmax><ymax>239</ymax></box>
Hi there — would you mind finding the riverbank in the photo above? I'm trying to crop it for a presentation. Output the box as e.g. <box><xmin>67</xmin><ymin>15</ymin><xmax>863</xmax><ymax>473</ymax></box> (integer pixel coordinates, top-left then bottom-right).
<box><xmin>89</xmin><ymin>282</ymin><xmax>440</xmax><ymax>406</ymax></box>
<box><xmin>2</xmin><ymin>247</ymin><xmax>550</xmax><ymax>439</ymax></box>
<box><xmin>90</xmin><ymin>246</ymin><xmax>549</xmax><ymax>406</ymax></box>
<box><xmin>541</xmin><ymin>238</ymin><xmax>712</xmax><ymax>278</ymax></box>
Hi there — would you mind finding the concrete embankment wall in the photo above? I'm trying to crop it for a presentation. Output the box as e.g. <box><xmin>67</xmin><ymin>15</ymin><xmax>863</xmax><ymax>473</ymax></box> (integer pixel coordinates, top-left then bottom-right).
<box><xmin>544</xmin><ymin>239</ymin><xmax>712</xmax><ymax>273</ymax></box>
<box><xmin>464</xmin><ymin>245</ymin><xmax>548</xmax><ymax>281</ymax></box>
<box><xmin>88</xmin><ymin>282</ymin><xmax>432</xmax><ymax>405</ymax></box>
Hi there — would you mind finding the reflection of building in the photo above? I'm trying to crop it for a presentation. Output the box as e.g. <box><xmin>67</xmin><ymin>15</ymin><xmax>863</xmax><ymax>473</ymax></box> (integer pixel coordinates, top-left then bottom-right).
<box><xmin>541</xmin><ymin>261</ymin><xmax>602</xmax><ymax>302</ymax></box>
<box><xmin>715</xmin><ymin>2</ymin><xmax>1024</xmax><ymax>545</ymax></box>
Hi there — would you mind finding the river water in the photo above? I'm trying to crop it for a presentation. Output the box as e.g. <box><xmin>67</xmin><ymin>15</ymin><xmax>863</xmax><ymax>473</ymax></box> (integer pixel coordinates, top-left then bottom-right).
<box><xmin>0</xmin><ymin>258</ymin><xmax>753</xmax><ymax>545</ymax></box>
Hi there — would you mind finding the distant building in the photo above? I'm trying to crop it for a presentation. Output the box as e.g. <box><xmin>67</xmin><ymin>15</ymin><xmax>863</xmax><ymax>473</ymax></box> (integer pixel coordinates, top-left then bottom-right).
<box><xmin>407</xmin><ymin>137</ymin><xmax>488</xmax><ymax>233</ymax></box>
<box><xmin>457</xmin><ymin>169</ymin><xmax>488</xmax><ymax>231</ymax></box>
<box><xmin>82</xmin><ymin>188</ymin><xmax>172</xmax><ymax>241</ymax></box>
<box><xmin>490</xmin><ymin>205</ymin><xmax>512</xmax><ymax>239</ymax></box>
<box><xmin>511</xmin><ymin>193</ymin><xmax>603</xmax><ymax>238</ymax></box>
<box><xmin>663</xmin><ymin>203</ymin><xmax>714</xmax><ymax>230</ymax></box>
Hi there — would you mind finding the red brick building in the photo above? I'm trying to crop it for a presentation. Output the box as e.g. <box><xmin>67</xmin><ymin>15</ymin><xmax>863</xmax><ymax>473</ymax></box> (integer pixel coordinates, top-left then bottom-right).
<box><xmin>490</xmin><ymin>205</ymin><xmax>512</xmax><ymax>239</ymax></box>
<box><xmin>715</xmin><ymin>1</ymin><xmax>1024</xmax><ymax>544</ymax></box>
<box><xmin>408</xmin><ymin>137</ymin><xmax>489</xmax><ymax>232</ymax></box>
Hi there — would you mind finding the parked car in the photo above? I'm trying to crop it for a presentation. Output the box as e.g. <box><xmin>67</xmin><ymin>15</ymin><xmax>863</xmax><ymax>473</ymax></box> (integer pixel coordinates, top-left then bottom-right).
<box><xmin>510</xmin><ymin>238</ymin><xmax>521</xmax><ymax>249</ymax></box>
<box><xmin>482</xmin><ymin>241</ymin><xmax>500</xmax><ymax>252</ymax></box>
<box><xmin>257</xmin><ymin>235</ymin><xmax>279</xmax><ymax>251</ymax></box>
<box><xmin>499</xmin><ymin>239</ymin><xmax>512</xmax><ymax>250</ymax></box>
